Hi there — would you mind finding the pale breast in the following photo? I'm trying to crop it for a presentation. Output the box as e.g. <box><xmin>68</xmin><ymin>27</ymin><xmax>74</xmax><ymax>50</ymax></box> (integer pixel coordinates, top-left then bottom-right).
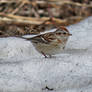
<box><xmin>33</xmin><ymin>42</ymin><xmax>65</xmax><ymax>55</ymax></box>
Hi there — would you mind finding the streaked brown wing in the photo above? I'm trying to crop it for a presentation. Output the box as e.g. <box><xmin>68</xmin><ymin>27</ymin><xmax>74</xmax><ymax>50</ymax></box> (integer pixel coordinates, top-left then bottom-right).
<box><xmin>26</xmin><ymin>32</ymin><xmax>56</xmax><ymax>44</ymax></box>
<box><xmin>43</xmin><ymin>32</ymin><xmax>56</xmax><ymax>42</ymax></box>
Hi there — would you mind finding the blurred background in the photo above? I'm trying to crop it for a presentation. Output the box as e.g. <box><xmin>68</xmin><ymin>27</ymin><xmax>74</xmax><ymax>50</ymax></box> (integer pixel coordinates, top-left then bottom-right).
<box><xmin>0</xmin><ymin>0</ymin><xmax>92</xmax><ymax>37</ymax></box>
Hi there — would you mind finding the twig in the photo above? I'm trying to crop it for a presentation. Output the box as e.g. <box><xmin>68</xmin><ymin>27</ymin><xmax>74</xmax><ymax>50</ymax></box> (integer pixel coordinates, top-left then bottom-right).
<box><xmin>0</xmin><ymin>13</ymin><xmax>84</xmax><ymax>26</ymax></box>
<box><xmin>0</xmin><ymin>0</ymin><xmax>92</xmax><ymax>8</ymax></box>
<box><xmin>35</xmin><ymin>1</ymin><xmax>92</xmax><ymax>8</ymax></box>
<box><xmin>11</xmin><ymin>1</ymin><xmax>25</xmax><ymax>14</ymax></box>
<box><xmin>0</xmin><ymin>0</ymin><xmax>29</xmax><ymax>3</ymax></box>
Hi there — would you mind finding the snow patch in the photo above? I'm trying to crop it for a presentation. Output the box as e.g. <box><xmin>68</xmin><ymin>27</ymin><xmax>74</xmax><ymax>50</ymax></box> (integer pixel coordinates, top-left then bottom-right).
<box><xmin>0</xmin><ymin>17</ymin><xmax>92</xmax><ymax>92</ymax></box>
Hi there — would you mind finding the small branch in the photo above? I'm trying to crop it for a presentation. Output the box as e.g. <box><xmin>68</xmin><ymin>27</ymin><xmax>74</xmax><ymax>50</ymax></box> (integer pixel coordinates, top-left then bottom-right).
<box><xmin>0</xmin><ymin>13</ymin><xmax>64</xmax><ymax>24</ymax></box>
<box><xmin>0</xmin><ymin>0</ymin><xmax>29</xmax><ymax>3</ymax></box>
<box><xmin>11</xmin><ymin>1</ymin><xmax>25</xmax><ymax>14</ymax></box>
<box><xmin>0</xmin><ymin>13</ymin><xmax>84</xmax><ymax>26</ymax></box>
<box><xmin>0</xmin><ymin>0</ymin><xmax>20</xmax><ymax>3</ymax></box>
<box><xmin>31</xmin><ymin>7</ymin><xmax>40</xmax><ymax>18</ymax></box>
<box><xmin>35</xmin><ymin>1</ymin><xmax>92</xmax><ymax>8</ymax></box>
<box><xmin>0</xmin><ymin>0</ymin><xmax>92</xmax><ymax>8</ymax></box>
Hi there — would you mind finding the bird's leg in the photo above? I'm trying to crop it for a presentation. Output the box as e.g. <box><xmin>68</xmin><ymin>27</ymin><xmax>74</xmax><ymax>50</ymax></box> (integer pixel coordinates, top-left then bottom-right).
<box><xmin>41</xmin><ymin>51</ymin><xmax>48</xmax><ymax>58</ymax></box>
<box><xmin>48</xmin><ymin>55</ymin><xmax>52</xmax><ymax>58</ymax></box>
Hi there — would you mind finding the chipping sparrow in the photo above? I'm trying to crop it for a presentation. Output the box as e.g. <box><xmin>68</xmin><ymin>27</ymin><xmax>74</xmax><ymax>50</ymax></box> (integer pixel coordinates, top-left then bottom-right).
<box><xmin>22</xmin><ymin>26</ymin><xmax>72</xmax><ymax>58</ymax></box>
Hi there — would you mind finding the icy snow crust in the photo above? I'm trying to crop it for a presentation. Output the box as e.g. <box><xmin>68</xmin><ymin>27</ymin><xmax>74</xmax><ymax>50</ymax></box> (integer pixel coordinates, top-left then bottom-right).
<box><xmin>0</xmin><ymin>17</ymin><xmax>92</xmax><ymax>92</ymax></box>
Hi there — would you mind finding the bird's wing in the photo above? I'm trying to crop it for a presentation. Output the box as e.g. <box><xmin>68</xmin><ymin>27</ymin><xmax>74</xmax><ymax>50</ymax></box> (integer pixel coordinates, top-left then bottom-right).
<box><xmin>24</xmin><ymin>32</ymin><xmax>56</xmax><ymax>44</ymax></box>
<box><xmin>27</xmin><ymin>35</ymin><xmax>49</xmax><ymax>44</ymax></box>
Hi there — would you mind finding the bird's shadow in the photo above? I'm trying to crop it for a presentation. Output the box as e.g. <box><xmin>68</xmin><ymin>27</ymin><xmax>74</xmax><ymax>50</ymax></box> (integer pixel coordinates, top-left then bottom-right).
<box><xmin>62</xmin><ymin>48</ymin><xmax>88</xmax><ymax>55</ymax></box>
<box><xmin>0</xmin><ymin>48</ymin><xmax>89</xmax><ymax>64</ymax></box>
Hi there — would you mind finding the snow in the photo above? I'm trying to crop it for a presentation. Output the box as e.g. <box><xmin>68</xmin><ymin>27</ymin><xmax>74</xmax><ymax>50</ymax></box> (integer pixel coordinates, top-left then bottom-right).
<box><xmin>0</xmin><ymin>16</ymin><xmax>92</xmax><ymax>92</ymax></box>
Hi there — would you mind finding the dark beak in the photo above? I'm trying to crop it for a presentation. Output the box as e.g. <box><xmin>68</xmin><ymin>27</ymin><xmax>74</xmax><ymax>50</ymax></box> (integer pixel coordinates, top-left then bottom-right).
<box><xmin>69</xmin><ymin>33</ymin><xmax>72</xmax><ymax>36</ymax></box>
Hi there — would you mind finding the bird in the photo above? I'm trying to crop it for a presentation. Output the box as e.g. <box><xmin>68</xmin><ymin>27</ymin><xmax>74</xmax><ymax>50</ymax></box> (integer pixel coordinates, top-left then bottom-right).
<box><xmin>21</xmin><ymin>26</ymin><xmax>72</xmax><ymax>58</ymax></box>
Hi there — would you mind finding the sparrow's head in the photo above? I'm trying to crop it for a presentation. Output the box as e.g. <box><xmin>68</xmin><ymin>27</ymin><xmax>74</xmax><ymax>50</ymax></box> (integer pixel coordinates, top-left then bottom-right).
<box><xmin>55</xmin><ymin>26</ymin><xmax>72</xmax><ymax>37</ymax></box>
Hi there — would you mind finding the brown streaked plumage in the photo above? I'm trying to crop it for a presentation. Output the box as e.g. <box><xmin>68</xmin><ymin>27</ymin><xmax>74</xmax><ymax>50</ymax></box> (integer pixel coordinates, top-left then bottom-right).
<box><xmin>22</xmin><ymin>26</ymin><xmax>72</xmax><ymax>58</ymax></box>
